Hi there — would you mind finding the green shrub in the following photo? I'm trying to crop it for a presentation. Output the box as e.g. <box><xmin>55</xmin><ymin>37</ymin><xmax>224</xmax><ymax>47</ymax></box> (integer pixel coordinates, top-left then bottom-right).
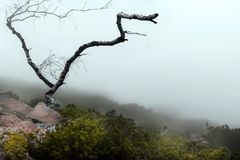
<box><xmin>59</xmin><ymin>104</ymin><xmax>102</xmax><ymax>121</ymax></box>
<box><xmin>34</xmin><ymin>117</ymin><xmax>104</xmax><ymax>160</ymax></box>
<box><xmin>193</xmin><ymin>148</ymin><xmax>230</xmax><ymax>160</ymax></box>
<box><xmin>33</xmin><ymin>106</ymin><xmax>160</xmax><ymax>160</ymax></box>
<box><xmin>95</xmin><ymin>110</ymin><xmax>159</xmax><ymax>160</ymax></box>
<box><xmin>30</xmin><ymin>104</ymin><xmax>232</xmax><ymax>160</ymax></box>
<box><xmin>155</xmin><ymin>134</ymin><xmax>187</xmax><ymax>160</ymax></box>
<box><xmin>3</xmin><ymin>133</ymin><xmax>28</xmax><ymax>160</ymax></box>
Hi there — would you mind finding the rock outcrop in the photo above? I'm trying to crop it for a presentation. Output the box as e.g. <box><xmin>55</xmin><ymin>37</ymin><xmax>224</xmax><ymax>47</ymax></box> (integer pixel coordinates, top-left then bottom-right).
<box><xmin>0</xmin><ymin>113</ymin><xmax>37</xmax><ymax>132</ymax></box>
<box><xmin>29</xmin><ymin>102</ymin><xmax>62</xmax><ymax>125</ymax></box>
<box><xmin>0</xmin><ymin>94</ymin><xmax>36</xmax><ymax>133</ymax></box>
<box><xmin>0</xmin><ymin>98</ymin><xmax>32</xmax><ymax>116</ymax></box>
<box><xmin>0</xmin><ymin>91</ymin><xmax>62</xmax><ymax>159</ymax></box>
<box><xmin>0</xmin><ymin>91</ymin><xmax>62</xmax><ymax>133</ymax></box>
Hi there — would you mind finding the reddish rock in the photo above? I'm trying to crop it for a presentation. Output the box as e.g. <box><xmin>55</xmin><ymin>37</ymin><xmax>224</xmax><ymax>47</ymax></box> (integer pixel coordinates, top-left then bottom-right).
<box><xmin>0</xmin><ymin>94</ymin><xmax>61</xmax><ymax>133</ymax></box>
<box><xmin>0</xmin><ymin>95</ymin><xmax>37</xmax><ymax>133</ymax></box>
<box><xmin>0</xmin><ymin>98</ymin><xmax>32</xmax><ymax>116</ymax></box>
<box><xmin>29</xmin><ymin>102</ymin><xmax>62</xmax><ymax>125</ymax></box>
<box><xmin>18</xmin><ymin>121</ymin><xmax>38</xmax><ymax>132</ymax></box>
<box><xmin>0</xmin><ymin>113</ymin><xmax>37</xmax><ymax>133</ymax></box>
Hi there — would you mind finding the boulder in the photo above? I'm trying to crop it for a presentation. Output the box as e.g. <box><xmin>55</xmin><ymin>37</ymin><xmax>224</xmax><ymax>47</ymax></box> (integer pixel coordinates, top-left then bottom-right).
<box><xmin>0</xmin><ymin>95</ymin><xmax>37</xmax><ymax>133</ymax></box>
<box><xmin>0</xmin><ymin>113</ymin><xmax>37</xmax><ymax>133</ymax></box>
<box><xmin>29</xmin><ymin>102</ymin><xmax>62</xmax><ymax>125</ymax></box>
<box><xmin>0</xmin><ymin>98</ymin><xmax>32</xmax><ymax>116</ymax></box>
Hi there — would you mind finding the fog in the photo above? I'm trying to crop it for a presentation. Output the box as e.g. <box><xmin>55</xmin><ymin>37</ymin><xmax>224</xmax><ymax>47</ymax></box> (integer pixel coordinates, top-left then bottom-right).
<box><xmin>1</xmin><ymin>0</ymin><xmax>240</xmax><ymax>127</ymax></box>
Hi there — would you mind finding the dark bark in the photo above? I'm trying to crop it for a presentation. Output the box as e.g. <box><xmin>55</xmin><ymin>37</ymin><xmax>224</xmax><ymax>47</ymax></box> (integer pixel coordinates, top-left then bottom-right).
<box><xmin>6</xmin><ymin>20</ymin><xmax>54</xmax><ymax>88</ymax></box>
<box><xmin>6</xmin><ymin>0</ymin><xmax>158</xmax><ymax>108</ymax></box>
<box><xmin>44</xmin><ymin>12</ymin><xmax>158</xmax><ymax>102</ymax></box>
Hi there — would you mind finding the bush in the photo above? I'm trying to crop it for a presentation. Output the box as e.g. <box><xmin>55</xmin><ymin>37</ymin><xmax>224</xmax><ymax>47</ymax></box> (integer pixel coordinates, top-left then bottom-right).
<box><xmin>194</xmin><ymin>148</ymin><xmax>230</xmax><ymax>160</ymax></box>
<box><xmin>29</xmin><ymin>104</ymin><xmax>232</xmax><ymax>160</ymax></box>
<box><xmin>3</xmin><ymin>133</ymin><xmax>28</xmax><ymax>160</ymax></box>
<box><xmin>34</xmin><ymin>117</ymin><xmax>104</xmax><ymax>160</ymax></box>
<box><xmin>96</xmin><ymin>110</ymin><xmax>159</xmax><ymax>160</ymax></box>
<box><xmin>33</xmin><ymin>105</ymin><xmax>160</xmax><ymax>160</ymax></box>
<box><xmin>156</xmin><ymin>134</ymin><xmax>186</xmax><ymax>160</ymax></box>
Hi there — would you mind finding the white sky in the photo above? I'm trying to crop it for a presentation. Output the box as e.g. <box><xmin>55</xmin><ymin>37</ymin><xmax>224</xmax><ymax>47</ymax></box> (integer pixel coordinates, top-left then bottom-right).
<box><xmin>1</xmin><ymin>0</ymin><xmax>240</xmax><ymax>126</ymax></box>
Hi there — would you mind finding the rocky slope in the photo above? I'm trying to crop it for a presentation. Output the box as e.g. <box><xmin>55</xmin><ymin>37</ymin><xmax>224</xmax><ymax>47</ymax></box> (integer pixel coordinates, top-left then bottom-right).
<box><xmin>0</xmin><ymin>91</ymin><xmax>62</xmax><ymax>159</ymax></box>
<box><xmin>0</xmin><ymin>91</ymin><xmax>62</xmax><ymax>131</ymax></box>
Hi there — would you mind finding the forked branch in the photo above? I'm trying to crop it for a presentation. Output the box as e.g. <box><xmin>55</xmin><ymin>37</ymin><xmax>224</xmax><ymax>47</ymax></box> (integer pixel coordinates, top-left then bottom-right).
<box><xmin>6</xmin><ymin>0</ymin><xmax>112</xmax><ymax>88</ymax></box>
<box><xmin>45</xmin><ymin>12</ymin><xmax>159</xmax><ymax>101</ymax></box>
<box><xmin>6</xmin><ymin>0</ymin><xmax>158</xmax><ymax>107</ymax></box>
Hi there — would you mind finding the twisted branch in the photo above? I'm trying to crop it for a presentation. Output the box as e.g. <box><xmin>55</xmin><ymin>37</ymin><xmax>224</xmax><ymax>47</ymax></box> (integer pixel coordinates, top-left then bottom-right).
<box><xmin>6</xmin><ymin>0</ymin><xmax>112</xmax><ymax>88</ymax></box>
<box><xmin>6</xmin><ymin>19</ymin><xmax>55</xmax><ymax>87</ymax></box>
<box><xmin>6</xmin><ymin>0</ymin><xmax>158</xmax><ymax>107</ymax></box>
<box><xmin>45</xmin><ymin>12</ymin><xmax>159</xmax><ymax>100</ymax></box>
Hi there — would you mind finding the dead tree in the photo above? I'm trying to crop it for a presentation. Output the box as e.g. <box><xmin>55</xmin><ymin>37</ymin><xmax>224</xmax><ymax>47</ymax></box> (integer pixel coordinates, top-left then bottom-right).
<box><xmin>6</xmin><ymin>0</ymin><xmax>158</xmax><ymax>108</ymax></box>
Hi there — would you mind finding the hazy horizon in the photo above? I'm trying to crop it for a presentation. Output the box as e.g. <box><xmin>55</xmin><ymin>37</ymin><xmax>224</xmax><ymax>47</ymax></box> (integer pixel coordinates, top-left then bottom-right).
<box><xmin>1</xmin><ymin>0</ymin><xmax>240</xmax><ymax>127</ymax></box>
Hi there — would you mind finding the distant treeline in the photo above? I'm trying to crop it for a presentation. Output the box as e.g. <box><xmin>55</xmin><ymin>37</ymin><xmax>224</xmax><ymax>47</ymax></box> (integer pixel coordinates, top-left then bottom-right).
<box><xmin>204</xmin><ymin>124</ymin><xmax>240</xmax><ymax>158</ymax></box>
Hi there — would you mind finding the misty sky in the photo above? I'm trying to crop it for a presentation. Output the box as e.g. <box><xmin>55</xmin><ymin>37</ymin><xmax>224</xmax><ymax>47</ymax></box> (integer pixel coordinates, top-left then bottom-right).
<box><xmin>1</xmin><ymin>0</ymin><xmax>240</xmax><ymax>126</ymax></box>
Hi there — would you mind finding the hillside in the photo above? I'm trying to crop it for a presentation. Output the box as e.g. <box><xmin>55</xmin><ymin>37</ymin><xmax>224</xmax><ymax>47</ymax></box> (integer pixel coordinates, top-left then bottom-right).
<box><xmin>0</xmin><ymin>78</ymin><xmax>212</xmax><ymax>137</ymax></box>
<box><xmin>0</xmin><ymin>84</ymin><xmax>240</xmax><ymax>159</ymax></box>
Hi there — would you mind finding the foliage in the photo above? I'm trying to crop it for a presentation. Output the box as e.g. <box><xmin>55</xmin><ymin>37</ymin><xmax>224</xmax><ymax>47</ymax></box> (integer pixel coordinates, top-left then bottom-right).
<box><xmin>230</xmin><ymin>151</ymin><xmax>240</xmax><ymax>160</ymax></box>
<box><xmin>3</xmin><ymin>132</ymin><xmax>28</xmax><ymax>160</ymax></box>
<box><xmin>29</xmin><ymin>104</ymin><xmax>232</xmax><ymax>160</ymax></box>
<box><xmin>33</xmin><ymin>105</ymin><xmax>160</xmax><ymax>160</ymax></box>
<box><xmin>96</xmin><ymin>110</ymin><xmax>159</xmax><ymax>160</ymax></box>
<box><xmin>203</xmin><ymin>125</ymin><xmax>240</xmax><ymax>160</ymax></box>
<box><xmin>156</xmin><ymin>134</ymin><xmax>187</xmax><ymax>160</ymax></box>
<box><xmin>59</xmin><ymin>104</ymin><xmax>101</xmax><ymax>120</ymax></box>
<box><xmin>33</xmin><ymin>117</ymin><xmax>104</xmax><ymax>160</ymax></box>
<box><xmin>196</xmin><ymin>148</ymin><xmax>230</xmax><ymax>160</ymax></box>
<box><xmin>156</xmin><ymin>134</ymin><xmax>231</xmax><ymax>160</ymax></box>
<box><xmin>204</xmin><ymin>125</ymin><xmax>240</xmax><ymax>152</ymax></box>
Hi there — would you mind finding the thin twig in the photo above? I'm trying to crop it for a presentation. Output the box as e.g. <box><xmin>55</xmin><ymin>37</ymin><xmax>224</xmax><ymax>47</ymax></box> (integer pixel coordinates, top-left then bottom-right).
<box><xmin>125</xmin><ymin>30</ymin><xmax>147</xmax><ymax>36</ymax></box>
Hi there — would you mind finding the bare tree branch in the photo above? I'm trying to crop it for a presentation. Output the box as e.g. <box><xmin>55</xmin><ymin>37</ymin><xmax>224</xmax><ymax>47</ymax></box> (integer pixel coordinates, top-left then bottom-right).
<box><xmin>45</xmin><ymin>12</ymin><xmax>159</xmax><ymax>101</ymax></box>
<box><xmin>6</xmin><ymin>0</ymin><xmax>112</xmax><ymax>88</ymax></box>
<box><xmin>38</xmin><ymin>53</ymin><xmax>66</xmax><ymax>80</ymax></box>
<box><xmin>6</xmin><ymin>19</ymin><xmax>55</xmax><ymax>88</ymax></box>
<box><xmin>125</xmin><ymin>30</ymin><xmax>147</xmax><ymax>37</ymax></box>
<box><xmin>7</xmin><ymin>0</ymin><xmax>113</xmax><ymax>22</ymax></box>
<box><xmin>6</xmin><ymin>0</ymin><xmax>158</xmax><ymax>108</ymax></box>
